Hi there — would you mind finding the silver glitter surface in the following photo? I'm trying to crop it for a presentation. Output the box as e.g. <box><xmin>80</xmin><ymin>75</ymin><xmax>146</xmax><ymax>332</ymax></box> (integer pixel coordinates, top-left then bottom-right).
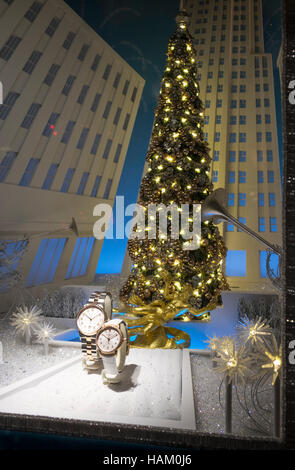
<box><xmin>190</xmin><ymin>353</ymin><xmax>275</xmax><ymax>438</ymax></box>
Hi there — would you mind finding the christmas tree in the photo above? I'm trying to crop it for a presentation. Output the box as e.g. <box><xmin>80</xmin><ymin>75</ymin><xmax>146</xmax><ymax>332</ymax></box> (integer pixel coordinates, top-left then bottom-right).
<box><xmin>119</xmin><ymin>10</ymin><xmax>229</xmax><ymax>348</ymax></box>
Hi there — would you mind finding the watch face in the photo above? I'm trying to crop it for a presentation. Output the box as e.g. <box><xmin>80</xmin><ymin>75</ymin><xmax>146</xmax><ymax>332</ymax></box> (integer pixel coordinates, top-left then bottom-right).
<box><xmin>77</xmin><ymin>306</ymin><xmax>104</xmax><ymax>336</ymax></box>
<box><xmin>97</xmin><ymin>327</ymin><xmax>121</xmax><ymax>354</ymax></box>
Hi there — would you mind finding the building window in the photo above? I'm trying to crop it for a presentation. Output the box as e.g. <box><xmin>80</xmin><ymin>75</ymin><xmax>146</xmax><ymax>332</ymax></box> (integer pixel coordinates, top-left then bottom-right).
<box><xmin>19</xmin><ymin>158</ymin><xmax>40</xmax><ymax>186</ymax></box>
<box><xmin>63</xmin><ymin>32</ymin><xmax>76</xmax><ymax>50</ymax></box>
<box><xmin>264</xmin><ymin>83</ymin><xmax>269</xmax><ymax>92</ymax></box>
<box><xmin>42</xmin><ymin>163</ymin><xmax>59</xmax><ymax>190</ymax></box>
<box><xmin>216</xmin><ymin>115</ymin><xmax>221</xmax><ymax>124</ymax></box>
<box><xmin>217</xmin><ymin>99</ymin><xmax>222</xmax><ymax>108</ymax></box>
<box><xmin>229</xmin><ymin>171</ymin><xmax>235</xmax><ymax>183</ymax></box>
<box><xmin>268</xmin><ymin>170</ymin><xmax>274</xmax><ymax>183</ymax></box>
<box><xmin>266</xmin><ymin>132</ymin><xmax>272</xmax><ymax>142</ymax></box>
<box><xmin>265</xmin><ymin>114</ymin><xmax>271</xmax><ymax>124</ymax></box>
<box><xmin>114</xmin><ymin>143</ymin><xmax>122</xmax><ymax>163</ymax></box>
<box><xmin>228</xmin><ymin>193</ymin><xmax>235</xmax><ymax>206</ymax></box>
<box><xmin>239</xmin><ymin>151</ymin><xmax>246</xmax><ymax>162</ymax></box>
<box><xmin>239</xmin><ymin>171</ymin><xmax>246</xmax><ymax>183</ymax></box>
<box><xmin>23</xmin><ymin>50</ymin><xmax>42</xmax><ymax>74</ymax></box>
<box><xmin>60</xmin><ymin>168</ymin><xmax>75</xmax><ymax>192</ymax></box>
<box><xmin>229</xmin><ymin>133</ymin><xmax>236</xmax><ymax>143</ymax></box>
<box><xmin>42</xmin><ymin>112</ymin><xmax>60</xmax><ymax>137</ymax></box>
<box><xmin>227</xmin><ymin>223</ymin><xmax>234</xmax><ymax>232</ymax></box>
<box><xmin>231</xmin><ymin>100</ymin><xmax>237</xmax><ymax>108</ymax></box>
<box><xmin>204</xmin><ymin>115</ymin><xmax>209</xmax><ymax>124</ymax></box>
<box><xmin>240</xmin><ymin>85</ymin><xmax>246</xmax><ymax>93</ymax></box>
<box><xmin>263</xmin><ymin>69</ymin><xmax>268</xmax><ymax>78</ymax></box>
<box><xmin>204</xmin><ymin>132</ymin><xmax>208</xmax><ymax>142</ymax></box>
<box><xmin>21</xmin><ymin>103</ymin><xmax>41</xmax><ymax>129</ymax></box>
<box><xmin>0</xmin><ymin>91</ymin><xmax>20</xmax><ymax>119</ymax></box>
<box><xmin>256</xmin><ymin>98</ymin><xmax>261</xmax><ymax>108</ymax></box>
<box><xmin>239</xmin><ymin>115</ymin><xmax>246</xmax><ymax>125</ymax></box>
<box><xmin>113</xmin><ymin>73</ymin><xmax>121</xmax><ymax>89</ymax></box>
<box><xmin>218</xmin><ymin>84</ymin><xmax>223</xmax><ymax>93</ymax></box>
<box><xmin>219</xmin><ymin>71</ymin><xmax>224</xmax><ymax>78</ymax></box>
<box><xmin>24</xmin><ymin>2</ymin><xmax>43</xmax><ymax>22</ymax></box>
<box><xmin>232</xmin><ymin>85</ymin><xmax>237</xmax><ymax>93</ymax></box>
<box><xmin>212</xmin><ymin>170</ymin><xmax>218</xmax><ymax>182</ymax></box>
<box><xmin>65</xmin><ymin>237</ymin><xmax>95</xmax><ymax>278</ymax></box>
<box><xmin>256</xmin><ymin>114</ymin><xmax>262</xmax><ymax>124</ymax></box>
<box><xmin>77</xmin><ymin>128</ymin><xmax>89</xmax><ymax>150</ymax></box>
<box><xmin>103</xmin><ymin>64</ymin><xmax>112</xmax><ymax>80</ymax></box>
<box><xmin>0</xmin><ymin>151</ymin><xmax>17</xmax><ymax>182</ymax></box>
<box><xmin>226</xmin><ymin>250</ymin><xmax>246</xmax><ymax>277</ymax></box>
<box><xmin>213</xmin><ymin>150</ymin><xmax>219</xmax><ymax>161</ymax></box>
<box><xmin>91</xmin><ymin>175</ymin><xmax>101</xmax><ymax>197</ymax></box>
<box><xmin>257</xmin><ymin>132</ymin><xmax>262</xmax><ymax>142</ymax></box>
<box><xmin>238</xmin><ymin>217</ymin><xmax>246</xmax><ymax>231</ymax></box>
<box><xmin>44</xmin><ymin>64</ymin><xmax>60</xmax><ymax>86</ymax></box>
<box><xmin>103</xmin><ymin>101</ymin><xmax>112</xmax><ymax>119</ymax></box>
<box><xmin>256</xmin><ymin>84</ymin><xmax>261</xmax><ymax>92</ymax></box>
<box><xmin>77</xmin><ymin>44</ymin><xmax>89</xmax><ymax>61</ymax></box>
<box><xmin>104</xmin><ymin>178</ymin><xmax>113</xmax><ymax>199</ymax></box>
<box><xmin>258</xmin><ymin>193</ymin><xmax>264</xmax><ymax>207</ymax></box>
<box><xmin>229</xmin><ymin>151</ymin><xmax>236</xmax><ymax>162</ymax></box>
<box><xmin>207</xmin><ymin>85</ymin><xmax>212</xmax><ymax>93</ymax></box>
<box><xmin>238</xmin><ymin>193</ymin><xmax>246</xmax><ymax>206</ymax></box>
<box><xmin>258</xmin><ymin>171</ymin><xmax>264</xmax><ymax>183</ymax></box>
<box><xmin>208</xmin><ymin>71</ymin><xmax>213</xmax><ymax>79</ymax></box>
<box><xmin>239</xmin><ymin>132</ymin><xmax>246</xmax><ymax>142</ymax></box>
<box><xmin>45</xmin><ymin>17</ymin><xmax>60</xmax><ymax>37</ymax></box>
<box><xmin>113</xmin><ymin>107</ymin><xmax>122</xmax><ymax>126</ymax></box>
<box><xmin>26</xmin><ymin>238</ymin><xmax>67</xmax><ymax>287</ymax></box>
<box><xmin>62</xmin><ymin>75</ymin><xmax>76</xmax><ymax>96</ymax></box>
<box><xmin>91</xmin><ymin>54</ymin><xmax>101</xmax><ymax>72</ymax></box>
<box><xmin>90</xmin><ymin>134</ymin><xmax>101</xmax><ymax>156</ymax></box>
<box><xmin>260</xmin><ymin>251</ymin><xmax>279</xmax><ymax>278</ymax></box>
<box><xmin>123</xmin><ymin>113</ymin><xmax>130</xmax><ymax>130</ymax></box>
<box><xmin>77</xmin><ymin>172</ymin><xmax>89</xmax><ymax>195</ymax></box>
<box><xmin>77</xmin><ymin>85</ymin><xmax>89</xmax><ymax>105</ymax></box>
<box><xmin>257</xmin><ymin>150</ymin><xmax>263</xmax><ymax>161</ymax></box>
<box><xmin>270</xmin><ymin>217</ymin><xmax>277</xmax><ymax>232</ymax></box>
<box><xmin>0</xmin><ymin>35</ymin><xmax>21</xmax><ymax>61</ymax></box>
<box><xmin>258</xmin><ymin>216</ymin><xmax>265</xmax><ymax>232</ymax></box>
<box><xmin>240</xmin><ymin>100</ymin><xmax>246</xmax><ymax>108</ymax></box>
<box><xmin>103</xmin><ymin>139</ymin><xmax>112</xmax><ymax>159</ymax></box>
<box><xmin>269</xmin><ymin>192</ymin><xmax>276</xmax><ymax>207</ymax></box>
<box><xmin>240</xmin><ymin>71</ymin><xmax>246</xmax><ymax>78</ymax></box>
<box><xmin>267</xmin><ymin>150</ymin><xmax>273</xmax><ymax>162</ymax></box>
<box><xmin>232</xmin><ymin>71</ymin><xmax>238</xmax><ymax>79</ymax></box>
<box><xmin>131</xmin><ymin>87</ymin><xmax>138</xmax><ymax>102</ymax></box>
<box><xmin>61</xmin><ymin>120</ymin><xmax>75</xmax><ymax>144</ymax></box>
<box><xmin>215</xmin><ymin>132</ymin><xmax>220</xmax><ymax>142</ymax></box>
<box><xmin>205</xmin><ymin>100</ymin><xmax>210</xmax><ymax>108</ymax></box>
<box><xmin>91</xmin><ymin>93</ymin><xmax>101</xmax><ymax>113</ymax></box>
<box><xmin>264</xmin><ymin>98</ymin><xmax>270</xmax><ymax>107</ymax></box>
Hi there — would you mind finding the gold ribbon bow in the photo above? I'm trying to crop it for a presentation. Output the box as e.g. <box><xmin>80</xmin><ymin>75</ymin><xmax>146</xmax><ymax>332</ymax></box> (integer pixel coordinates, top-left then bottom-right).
<box><xmin>115</xmin><ymin>271</ymin><xmax>217</xmax><ymax>349</ymax></box>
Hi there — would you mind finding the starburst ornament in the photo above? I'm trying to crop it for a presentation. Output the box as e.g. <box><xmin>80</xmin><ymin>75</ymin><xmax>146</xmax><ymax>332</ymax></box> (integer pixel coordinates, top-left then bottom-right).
<box><xmin>215</xmin><ymin>341</ymin><xmax>252</xmax><ymax>384</ymax></box>
<box><xmin>261</xmin><ymin>335</ymin><xmax>282</xmax><ymax>385</ymax></box>
<box><xmin>237</xmin><ymin>316</ymin><xmax>272</xmax><ymax>346</ymax></box>
<box><xmin>35</xmin><ymin>321</ymin><xmax>56</xmax><ymax>342</ymax></box>
<box><xmin>11</xmin><ymin>305</ymin><xmax>43</xmax><ymax>344</ymax></box>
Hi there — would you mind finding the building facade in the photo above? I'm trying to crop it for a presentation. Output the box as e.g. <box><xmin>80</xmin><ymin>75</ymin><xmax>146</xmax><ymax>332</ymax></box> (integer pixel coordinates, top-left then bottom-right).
<box><xmin>0</xmin><ymin>0</ymin><xmax>144</xmax><ymax>310</ymax></box>
<box><xmin>183</xmin><ymin>0</ymin><xmax>282</xmax><ymax>292</ymax></box>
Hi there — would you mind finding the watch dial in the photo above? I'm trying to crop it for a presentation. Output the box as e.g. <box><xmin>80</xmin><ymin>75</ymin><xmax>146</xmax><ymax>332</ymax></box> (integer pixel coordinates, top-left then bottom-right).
<box><xmin>77</xmin><ymin>307</ymin><xmax>104</xmax><ymax>335</ymax></box>
<box><xmin>97</xmin><ymin>327</ymin><xmax>121</xmax><ymax>353</ymax></box>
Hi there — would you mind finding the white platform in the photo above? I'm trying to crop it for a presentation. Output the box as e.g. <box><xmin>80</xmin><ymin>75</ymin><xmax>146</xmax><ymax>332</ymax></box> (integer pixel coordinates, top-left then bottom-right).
<box><xmin>0</xmin><ymin>349</ymin><xmax>196</xmax><ymax>430</ymax></box>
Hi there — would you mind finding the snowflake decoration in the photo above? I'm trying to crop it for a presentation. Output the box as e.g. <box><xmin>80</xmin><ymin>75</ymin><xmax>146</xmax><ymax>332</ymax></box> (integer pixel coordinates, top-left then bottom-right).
<box><xmin>237</xmin><ymin>315</ymin><xmax>272</xmax><ymax>347</ymax></box>
<box><xmin>204</xmin><ymin>334</ymin><xmax>219</xmax><ymax>351</ymax></box>
<box><xmin>35</xmin><ymin>321</ymin><xmax>56</xmax><ymax>343</ymax></box>
<box><xmin>215</xmin><ymin>342</ymin><xmax>252</xmax><ymax>384</ymax></box>
<box><xmin>260</xmin><ymin>335</ymin><xmax>282</xmax><ymax>386</ymax></box>
<box><xmin>10</xmin><ymin>304</ymin><xmax>43</xmax><ymax>336</ymax></box>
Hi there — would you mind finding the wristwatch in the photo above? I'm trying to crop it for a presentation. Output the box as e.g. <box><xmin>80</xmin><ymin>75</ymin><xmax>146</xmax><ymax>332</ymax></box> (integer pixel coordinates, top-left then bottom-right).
<box><xmin>76</xmin><ymin>291</ymin><xmax>112</xmax><ymax>366</ymax></box>
<box><xmin>95</xmin><ymin>319</ymin><xmax>129</xmax><ymax>384</ymax></box>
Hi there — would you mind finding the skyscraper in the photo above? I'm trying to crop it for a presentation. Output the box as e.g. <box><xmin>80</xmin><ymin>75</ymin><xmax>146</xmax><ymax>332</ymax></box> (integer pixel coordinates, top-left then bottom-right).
<box><xmin>184</xmin><ymin>0</ymin><xmax>282</xmax><ymax>291</ymax></box>
<box><xmin>0</xmin><ymin>0</ymin><xmax>144</xmax><ymax>310</ymax></box>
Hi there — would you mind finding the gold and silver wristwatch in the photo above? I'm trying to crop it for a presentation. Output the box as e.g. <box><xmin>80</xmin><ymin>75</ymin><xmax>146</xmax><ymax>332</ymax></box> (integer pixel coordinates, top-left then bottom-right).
<box><xmin>95</xmin><ymin>319</ymin><xmax>129</xmax><ymax>384</ymax></box>
<box><xmin>76</xmin><ymin>292</ymin><xmax>112</xmax><ymax>366</ymax></box>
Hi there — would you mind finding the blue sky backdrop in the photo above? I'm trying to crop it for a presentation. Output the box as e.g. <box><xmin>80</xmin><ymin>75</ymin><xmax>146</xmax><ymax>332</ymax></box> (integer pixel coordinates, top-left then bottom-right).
<box><xmin>65</xmin><ymin>0</ymin><xmax>283</xmax><ymax>274</ymax></box>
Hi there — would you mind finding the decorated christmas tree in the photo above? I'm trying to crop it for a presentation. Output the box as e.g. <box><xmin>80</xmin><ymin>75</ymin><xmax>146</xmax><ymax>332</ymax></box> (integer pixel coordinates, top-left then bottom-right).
<box><xmin>119</xmin><ymin>10</ymin><xmax>230</xmax><ymax>348</ymax></box>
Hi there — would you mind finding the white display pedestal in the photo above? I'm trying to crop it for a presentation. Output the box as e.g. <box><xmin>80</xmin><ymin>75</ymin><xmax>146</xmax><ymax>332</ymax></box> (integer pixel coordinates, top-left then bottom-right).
<box><xmin>0</xmin><ymin>349</ymin><xmax>196</xmax><ymax>430</ymax></box>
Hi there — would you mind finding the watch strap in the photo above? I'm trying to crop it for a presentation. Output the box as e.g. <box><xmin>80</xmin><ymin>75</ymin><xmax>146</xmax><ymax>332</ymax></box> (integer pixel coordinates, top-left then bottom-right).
<box><xmin>100</xmin><ymin>319</ymin><xmax>129</xmax><ymax>383</ymax></box>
